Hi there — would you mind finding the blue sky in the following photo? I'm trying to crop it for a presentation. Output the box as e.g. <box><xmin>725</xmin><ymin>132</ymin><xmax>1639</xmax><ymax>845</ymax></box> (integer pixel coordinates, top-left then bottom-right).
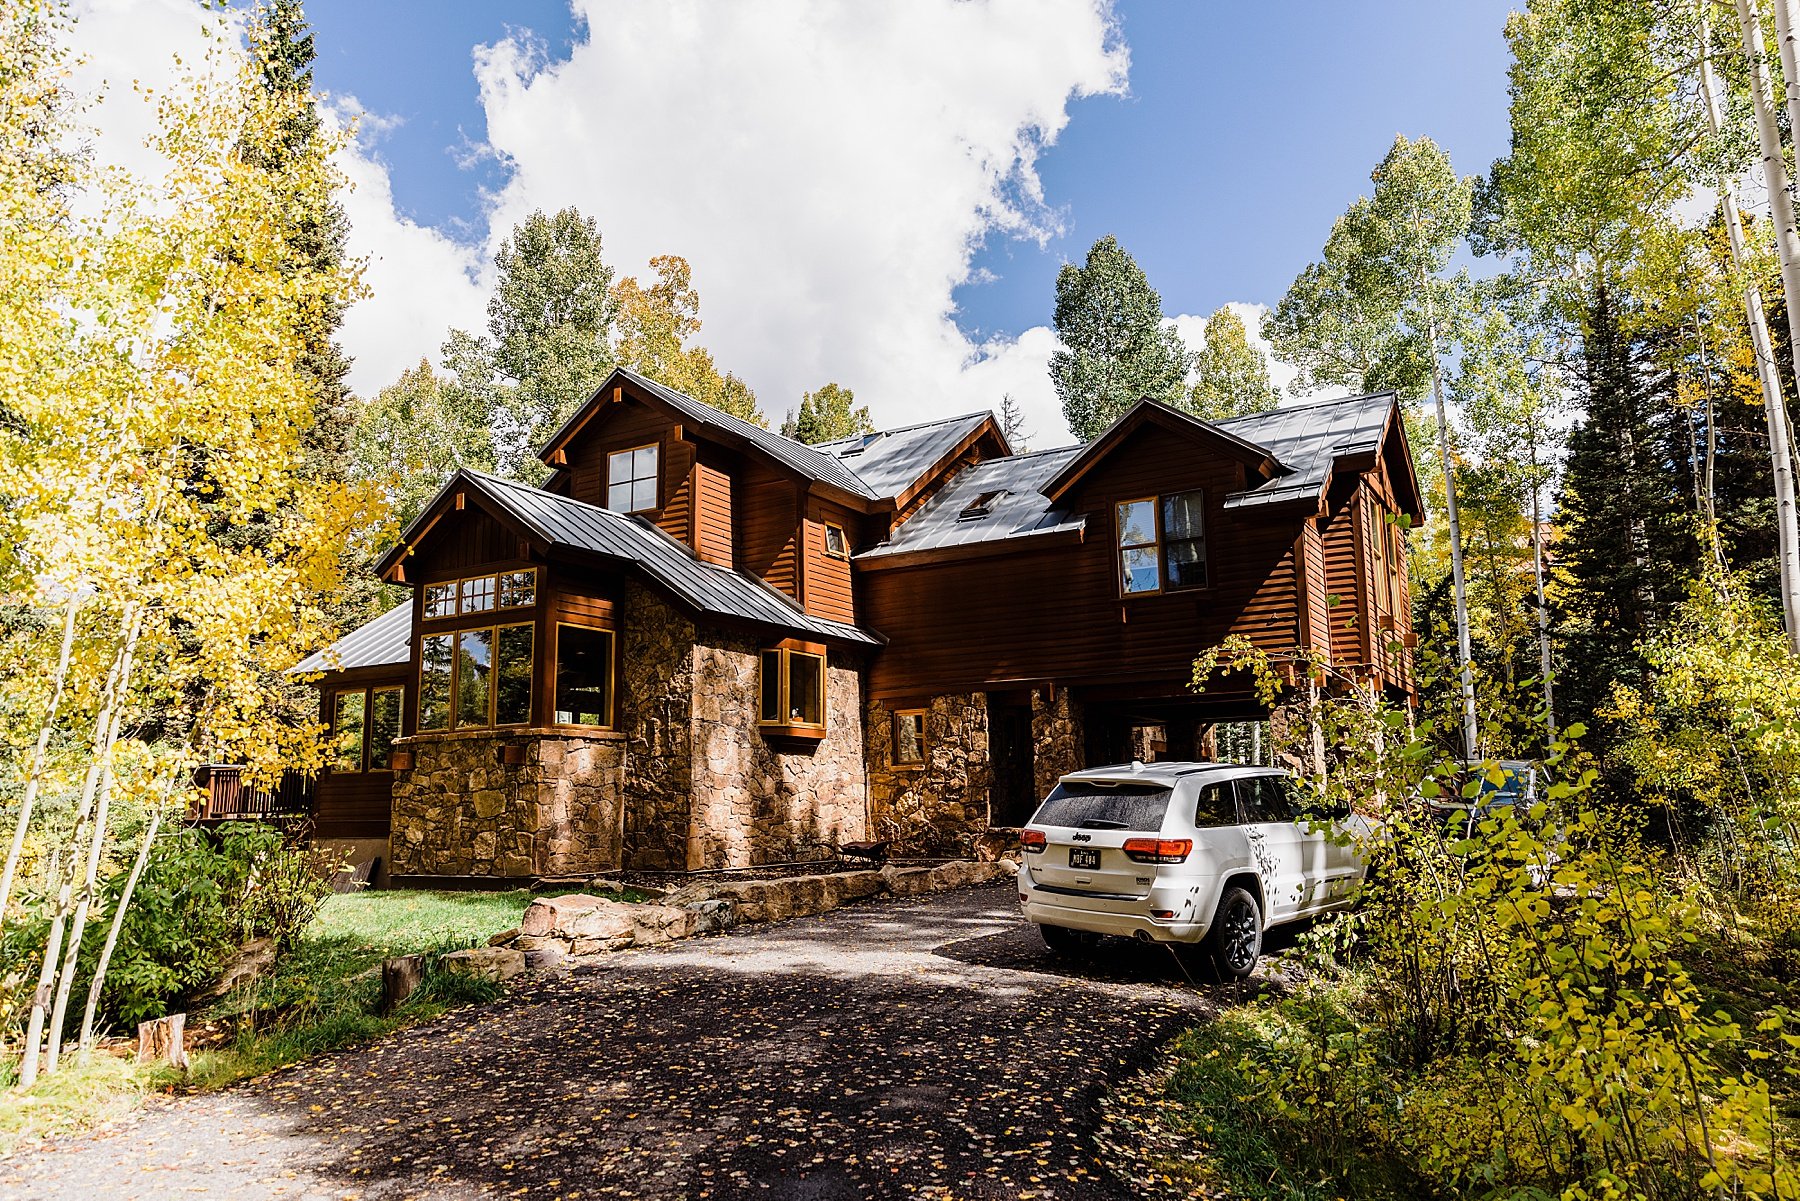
<box><xmin>300</xmin><ymin>0</ymin><xmax>1517</xmax><ymax>342</ymax></box>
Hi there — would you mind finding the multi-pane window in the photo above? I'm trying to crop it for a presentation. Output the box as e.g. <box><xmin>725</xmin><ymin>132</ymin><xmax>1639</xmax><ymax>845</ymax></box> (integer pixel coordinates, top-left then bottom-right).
<box><xmin>460</xmin><ymin>575</ymin><xmax>495</xmax><ymax>614</ymax></box>
<box><xmin>554</xmin><ymin>624</ymin><xmax>614</xmax><ymax>727</ymax></box>
<box><xmin>332</xmin><ymin>685</ymin><xmax>404</xmax><ymax>773</ymax></box>
<box><xmin>425</xmin><ymin>569</ymin><xmax>537</xmax><ymax>619</ymax></box>
<box><xmin>607</xmin><ymin>444</ymin><xmax>660</xmax><ymax>513</ymax></box>
<box><xmin>420</xmin><ymin>623</ymin><xmax>534</xmax><ymax>731</ymax></box>
<box><xmin>893</xmin><ymin>710</ymin><xmax>926</xmax><ymax>767</ymax></box>
<box><xmin>499</xmin><ymin>569</ymin><xmax>537</xmax><ymax>608</ymax></box>
<box><xmin>424</xmin><ymin>582</ymin><xmax>455</xmax><ymax>618</ymax></box>
<box><xmin>1116</xmin><ymin>490</ymin><xmax>1208</xmax><ymax>595</ymax></box>
<box><xmin>758</xmin><ymin>647</ymin><xmax>826</xmax><ymax>728</ymax></box>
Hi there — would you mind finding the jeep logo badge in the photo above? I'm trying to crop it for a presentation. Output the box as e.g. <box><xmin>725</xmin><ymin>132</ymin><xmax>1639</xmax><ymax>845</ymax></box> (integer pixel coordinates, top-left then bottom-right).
<box><xmin>1072</xmin><ymin>832</ymin><xmax>1092</xmax><ymax>842</ymax></box>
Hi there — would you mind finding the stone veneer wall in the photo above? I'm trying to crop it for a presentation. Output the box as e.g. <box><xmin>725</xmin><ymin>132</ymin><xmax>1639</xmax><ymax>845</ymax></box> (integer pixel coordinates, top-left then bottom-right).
<box><xmin>686</xmin><ymin>637</ymin><xmax>866</xmax><ymax>870</ymax></box>
<box><xmin>390</xmin><ymin>730</ymin><xmax>625</xmax><ymax>879</ymax></box>
<box><xmin>617</xmin><ymin>582</ymin><xmax>697</xmax><ymax>870</ymax></box>
<box><xmin>1030</xmin><ymin>687</ymin><xmax>1084</xmax><ymax>801</ymax></box>
<box><xmin>865</xmin><ymin>692</ymin><xmax>992</xmax><ymax>855</ymax></box>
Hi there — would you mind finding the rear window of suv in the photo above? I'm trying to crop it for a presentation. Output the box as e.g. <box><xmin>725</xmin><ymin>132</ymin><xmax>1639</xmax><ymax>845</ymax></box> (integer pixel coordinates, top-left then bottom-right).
<box><xmin>1033</xmin><ymin>781</ymin><xmax>1171</xmax><ymax>832</ymax></box>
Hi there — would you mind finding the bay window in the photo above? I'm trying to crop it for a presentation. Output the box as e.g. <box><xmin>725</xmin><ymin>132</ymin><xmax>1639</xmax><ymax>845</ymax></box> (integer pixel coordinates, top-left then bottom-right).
<box><xmin>759</xmin><ymin>645</ymin><xmax>826</xmax><ymax>732</ymax></box>
<box><xmin>419</xmin><ymin>621</ymin><xmax>536</xmax><ymax>731</ymax></box>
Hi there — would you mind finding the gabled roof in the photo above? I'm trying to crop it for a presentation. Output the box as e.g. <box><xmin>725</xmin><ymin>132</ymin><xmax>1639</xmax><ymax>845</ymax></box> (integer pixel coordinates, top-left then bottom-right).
<box><xmin>539</xmin><ymin>367</ymin><xmax>880</xmax><ymax>503</ymax></box>
<box><xmin>293</xmin><ymin>600</ymin><xmax>412</xmax><ymax>675</ymax></box>
<box><xmin>378</xmin><ymin>470</ymin><xmax>879</xmax><ymax>647</ymax></box>
<box><xmin>1213</xmin><ymin>390</ymin><xmax>1419</xmax><ymax>518</ymax></box>
<box><xmin>814</xmin><ymin>411</ymin><xmax>1004</xmax><ymax>500</ymax></box>
<box><xmin>856</xmin><ymin>445</ymin><xmax>1086</xmax><ymax>564</ymax></box>
<box><xmin>1041</xmin><ymin>399</ymin><xmax>1286</xmax><ymax>502</ymax></box>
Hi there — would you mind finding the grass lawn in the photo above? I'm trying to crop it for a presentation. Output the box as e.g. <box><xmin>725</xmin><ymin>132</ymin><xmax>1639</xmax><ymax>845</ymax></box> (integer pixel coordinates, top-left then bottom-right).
<box><xmin>0</xmin><ymin>889</ymin><xmax>534</xmax><ymax>1151</ymax></box>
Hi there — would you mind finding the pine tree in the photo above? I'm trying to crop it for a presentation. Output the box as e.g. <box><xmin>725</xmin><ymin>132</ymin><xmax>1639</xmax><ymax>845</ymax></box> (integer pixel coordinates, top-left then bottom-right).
<box><xmin>781</xmin><ymin>383</ymin><xmax>872</xmax><ymax>444</ymax></box>
<box><xmin>1049</xmin><ymin>235</ymin><xmax>1190</xmax><ymax>440</ymax></box>
<box><xmin>1188</xmin><ymin>307</ymin><xmax>1280</xmax><ymax>420</ymax></box>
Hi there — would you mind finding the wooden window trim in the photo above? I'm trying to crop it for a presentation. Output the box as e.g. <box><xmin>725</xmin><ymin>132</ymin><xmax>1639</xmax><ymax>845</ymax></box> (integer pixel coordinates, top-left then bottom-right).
<box><xmin>421</xmin><ymin>568</ymin><xmax>541</xmax><ymax>625</ymax></box>
<box><xmin>368</xmin><ymin>684</ymin><xmax>404</xmax><ymax>771</ymax></box>
<box><xmin>331</xmin><ymin>688</ymin><xmax>368</xmax><ymax>773</ymax></box>
<box><xmin>823</xmin><ymin>522</ymin><xmax>850</xmax><ymax>560</ymax></box>
<box><xmin>892</xmin><ymin>708</ymin><xmax>927</xmax><ymax>770</ymax></box>
<box><xmin>1160</xmin><ymin>488</ymin><xmax>1209</xmax><ymax>593</ymax></box>
<box><xmin>551</xmin><ymin>621</ymin><xmax>617</xmax><ymax>731</ymax></box>
<box><xmin>492</xmin><ymin>621</ymin><xmax>535</xmax><ymax>728</ymax></box>
<box><xmin>1115</xmin><ymin>496</ymin><xmax>1163</xmax><ymax>598</ymax></box>
<box><xmin>758</xmin><ymin>646</ymin><xmax>828</xmax><ymax>737</ymax></box>
<box><xmin>606</xmin><ymin>441</ymin><xmax>662</xmax><ymax>515</ymax></box>
<box><xmin>420</xmin><ymin>622</ymin><xmax>537</xmax><ymax>732</ymax></box>
<box><xmin>418</xmin><ymin>632</ymin><xmax>454</xmax><ymax>733</ymax></box>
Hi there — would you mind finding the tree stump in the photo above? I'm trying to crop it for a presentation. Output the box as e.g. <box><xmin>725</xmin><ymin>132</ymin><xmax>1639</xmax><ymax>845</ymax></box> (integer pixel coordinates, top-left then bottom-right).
<box><xmin>380</xmin><ymin>954</ymin><xmax>425</xmax><ymax>1015</ymax></box>
<box><xmin>137</xmin><ymin>1013</ymin><xmax>188</xmax><ymax>1071</ymax></box>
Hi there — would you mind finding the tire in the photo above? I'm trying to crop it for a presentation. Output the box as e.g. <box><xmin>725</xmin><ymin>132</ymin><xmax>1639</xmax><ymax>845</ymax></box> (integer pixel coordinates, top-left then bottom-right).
<box><xmin>1039</xmin><ymin>922</ymin><xmax>1098</xmax><ymax>958</ymax></box>
<box><xmin>1205</xmin><ymin>886</ymin><xmax>1263</xmax><ymax>979</ymax></box>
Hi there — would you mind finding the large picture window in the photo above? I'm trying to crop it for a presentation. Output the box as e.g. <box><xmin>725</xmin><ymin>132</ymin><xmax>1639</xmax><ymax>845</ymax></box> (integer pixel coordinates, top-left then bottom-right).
<box><xmin>332</xmin><ymin>691</ymin><xmax>366</xmax><ymax>771</ymax></box>
<box><xmin>555</xmin><ymin>624</ymin><xmax>614</xmax><ymax>727</ymax></box>
<box><xmin>420</xmin><ymin>634</ymin><xmax>453</xmax><ymax>730</ymax></box>
<box><xmin>607</xmin><ymin>444</ymin><xmax>660</xmax><ymax>513</ymax></box>
<box><xmin>368</xmin><ymin>686</ymin><xmax>403</xmax><ymax>769</ymax></box>
<box><xmin>1117</xmin><ymin>490</ymin><xmax>1208</xmax><ymax>595</ymax></box>
<box><xmin>758</xmin><ymin>646</ymin><xmax>826</xmax><ymax>730</ymax></box>
<box><xmin>455</xmin><ymin>627</ymin><xmax>492</xmax><ymax>728</ymax></box>
<box><xmin>421</xmin><ymin>623</ymin><xmax>534</xmax><ymax>731</ymax></box>
<box><xmin>496</xmin><ymin>623</ymin><xmax>534</xmax><ymax>725</ymax></box>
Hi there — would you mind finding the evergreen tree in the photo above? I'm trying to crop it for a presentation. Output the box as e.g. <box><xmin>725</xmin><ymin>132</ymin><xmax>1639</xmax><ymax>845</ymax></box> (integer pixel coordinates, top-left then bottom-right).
<box><xmin>243</xmin><ymin>0</ymin><xmax>355</xmax><ymax>485</ymax></box>
<box><xmin>781</xmin><ymin>382</ymin><xmax>872</xmax><ymax>444</ymax></box>
<box><xmin>1553</xmin><ymin>290</ymin><xmax>1698</xmax><ymax>746</ymax></box>
<box><xmin>1189</xmin><ymin>306</ymin><xmax>1280</xmax><ymax>420</ymax></box>
<box><xmin>1049</xmin><ymin>235</ymin><xmax>1190</xmax><ymax>440</ymax></box>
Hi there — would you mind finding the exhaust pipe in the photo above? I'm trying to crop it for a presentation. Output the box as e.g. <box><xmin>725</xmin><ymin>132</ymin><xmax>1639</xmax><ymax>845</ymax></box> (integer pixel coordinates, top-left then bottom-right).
<box><xmin>1134</xmin><ymin>930</ymin><xmax>1154</xmax><ymax>943</ymax></box>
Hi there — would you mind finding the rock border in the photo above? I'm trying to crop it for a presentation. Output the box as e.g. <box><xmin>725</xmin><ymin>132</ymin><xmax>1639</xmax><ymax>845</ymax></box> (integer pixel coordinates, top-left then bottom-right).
<box><xmin>489</xmin><ymin>860</ymin><xmax>1019</xmax><ymax>968</ymax></box>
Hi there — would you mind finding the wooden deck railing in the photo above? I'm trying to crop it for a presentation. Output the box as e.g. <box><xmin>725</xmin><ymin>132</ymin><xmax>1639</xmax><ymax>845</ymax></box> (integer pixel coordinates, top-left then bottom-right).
<box><xmin>191</xmin><ymin>765</ymin><xmax>314</xmax><ymax>824</ymax></box>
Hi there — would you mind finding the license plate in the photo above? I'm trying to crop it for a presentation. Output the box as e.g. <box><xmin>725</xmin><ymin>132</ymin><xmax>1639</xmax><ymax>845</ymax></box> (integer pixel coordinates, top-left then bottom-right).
<box><xmin>1069</xmin><ymin>847</ymin><xmax>1100</xmax><ymax>870</ymax></box>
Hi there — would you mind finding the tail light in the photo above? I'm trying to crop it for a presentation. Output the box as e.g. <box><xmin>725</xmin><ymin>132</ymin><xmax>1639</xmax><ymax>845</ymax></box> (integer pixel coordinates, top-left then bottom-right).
<box><xmin>1020</xmin><ymin>829</ymin><xmax>1047</xmax><ymax>853</ymax></box>
<box><xmin>1122</xmin><ymin>837</ymin><xmax>1192</xmax><ymax>864</ymax></box>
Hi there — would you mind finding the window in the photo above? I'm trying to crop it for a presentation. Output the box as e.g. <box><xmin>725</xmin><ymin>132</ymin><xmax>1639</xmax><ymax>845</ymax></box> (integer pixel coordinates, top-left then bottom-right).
<box><xmin>495</xmin><ymin>624</ymin><xmax>534</xmax><ymax>725</ymax></box>
<box><xmin>419</xmin><ymin>633</ymin><xmax>453</xmax><ymax>730</ymax></box>
<box><xmin>1161</xmin><ymin>490</ymin><xmax>1207</xmax><ymax>588</ymax></box>
<box><xmin>1194</xmin><ymin>781</ymin><xmax>1239</xmax><ymax>827</ymax></box>
<box><xmin>555</xmin><ymin>624</ymin><xmax>614</xmax><ymax>727</ymax></box>
<box><xmin>823</xmin><ymin>523</ymin><xmax>849</xmax><ymax>559</ymax></box>
<box><xmin>607</xmin><ymin>444</ymin><xmax>659</xmax><ymax>513</ymax></box>
<box><xmin>460</xmin><ymin>575</ymin><xmax>495</xmax><ymax>613</ymax></box>
<box><xmin>1033</xmin><ymin>781</ymin><xmax>1172</xmax><ymax>832</ymax></box>
<box><xmin>757</xmin><ymin>646</ymin><xmax>827</xmax><ymax>729</ymax></box>
<box><xmin>958</xmin><ymin>490</ymin><xmax>1005</xmax><ymax>521</ymax></box>
<box><xmin>332</xmin><ymin>691</ymin><xmax>366</xmax><ymax>771</ymax></box>
<box><xmin>455</xmin><ymin>628</ymin><xmax>492</xmax><ymax>728</ymax></box>
<box><xmin>893</xmin><ymin>710</ymin><xmax>926</xmax><ymax>767</ymax></box>
<box><xmin>368</xmin><ymin>687</ymin><xmax>403</xmax><ymax>769</ymax></box>
<box><xmin>499</xmin><ymin>568</ymin><xmax>537</xmax><ymax>608</ymax></box>
<box><xmin>1117</xmin><ymin>490</ymin><xmax>1208</xmax><ymax>596</ymax></box>
<box><xmin>1116</xmin><ymin>499</ymin><xmax>1160</xmax><ymax>594</ymax></box>
<box><xmin>1239</xmin><ymin>775</ymin><xmax>1296</xmax><ymax>824</ymax></box>
<box><xmin>424</xmin><ymin>582</ymin><xmax>455</xmax><ymax>619</ymax></box>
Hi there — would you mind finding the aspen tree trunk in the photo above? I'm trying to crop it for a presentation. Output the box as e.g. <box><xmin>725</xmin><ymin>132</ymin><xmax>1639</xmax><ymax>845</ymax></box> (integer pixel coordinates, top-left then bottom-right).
<box><xmin>1731</xmin><ymin>0</ymin><xmax>1800</xmax><ymax>653</ymax></box>
<box><xmin>0</xmin><ymin>596</ymin><xmax>81</xmax><ymax>926</ymax></box>
<box><xmin>1527</xmin><ymin>429</ymin><xmax>1556</xmax><ymax>744</ymax></box>
<box><xmin>17</xmin><ymin>849</ymin><xmax>61</xmax><ymax>1089</ymax></box>
<box><xmin>46</xmin><ymin>604</ymin><xmax>142</xmax><ymax>1073</ymax></box>
<box><xmin>78</xmin><ymin>805</ymin><xmax>162</xmax><ymax>1056</ymax></box>
<box><xmin>1422</xmin><ymin>270</ymin><xmax>1480</xmax><ymax>757</ymax></box>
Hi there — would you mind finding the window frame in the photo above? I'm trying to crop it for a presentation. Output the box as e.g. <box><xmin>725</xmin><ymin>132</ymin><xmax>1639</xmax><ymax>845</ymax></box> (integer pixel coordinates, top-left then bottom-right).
<box><xmin>823</xmin><ymin>522</ymin><xmax>850</xmax><ymax>560</ymax></box>
<box><xmin>892</xmin><ymin>708</ymin><xmax>927</xmax><ymax>769</ymax></box>
<box><xmin>552</xmin><ymin>621</ymin><xmax>617</xmax><ymax>731</ymax></box>
<box><xmin>606</xmin><ymin>441</ymin><xmax>662</xmax><ymax>514</ymax></box>
<box><xmin>331</xmin><ymin>689</ymin><xmax>368</xmax><ymax>773</ymax></box>
<box><xmin>418</xmin><ymin>620</ymin><xmax>537</xmax><ymax>732</ymax></box>
<box><xmin>329</xmin><ymin>684</ymin><xmax>406</xmax><ymax>774</ymax></box>
<box><xmin>757</xmin><ymin>643</ymin><xmax>829</xmax><ymax>737</ymax></box>
<box><xmin>421</xmin><ymin>568</ymin><xmax>540</xmax><ymax>622</ymax></box>
<box><xmin>1115</xmin><ymin>489</ymin><xmax>1210</xmax><ymax>598</ymax></box>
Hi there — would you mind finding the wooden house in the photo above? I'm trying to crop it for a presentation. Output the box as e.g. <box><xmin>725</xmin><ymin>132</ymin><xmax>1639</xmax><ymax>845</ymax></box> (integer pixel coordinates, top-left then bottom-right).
<box><xmin>292</xmin><ymin>367</ymin><xmax>1421</xmax><ymax>884</ymax></box>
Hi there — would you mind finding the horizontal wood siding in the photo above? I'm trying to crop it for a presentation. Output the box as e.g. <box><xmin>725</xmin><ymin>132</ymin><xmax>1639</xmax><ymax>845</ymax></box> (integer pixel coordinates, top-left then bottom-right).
<box><xmin>1320</xmin><ymin>482</ymin><xmax>1364</xmax><ymax>669</ymax></box>
<box><xmin>315</xmin><ymin>772</ymin><xmax>392</xmax><ymax>839</ymax></box>
<box><xmin>658</xmin><ymin>437</ymin><xmax>697</xmax><ymax>547</ymax></box>
<box><xmin>862</xmin><ymin>428</ymin><xmax>1304</xmax><ymax>699</ymax></box>
<box><xmin>802</xmin><ymin>498</ymin><xmax>858</xmax><ymax>625</ymax></box>
<box><xmin>740</xmin><ymin>468</ymin><xmax>800</xmax><ymax>601</ymax></box>
<box><xmin>694</xmin><ymin>458</ymin><xmax>734</xmax><ymax>567</ymax></box>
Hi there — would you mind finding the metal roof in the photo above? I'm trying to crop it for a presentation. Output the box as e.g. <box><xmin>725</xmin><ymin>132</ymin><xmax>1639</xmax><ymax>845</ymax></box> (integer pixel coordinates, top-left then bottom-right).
<box><xmin>856</xmin><ymin>445</ymin><xmax>1086</xmax><ymax>561</ymax></box>
<box><xmin>462</xmin><ymin>471</ymin><xmax>879</xmax><ymax>646</ymax></box>
<box><xmin>814</xmin><ymin>411</ymin><xmax>996</xmax><ymax>500</ymax></box>
<box><xmin>1213</xmin><ymin>391</ymin><xmax>1398</xmax><ymax>511</ymax></box>
<box><xmin>542</xmin><ymin>368</ymin><xmax>880</xmax><ymax>501</ymax></box>
<box><xmin>293</xmin><ymin>600</ymin><xmax>411</xmax><ymax>675</ymax></box>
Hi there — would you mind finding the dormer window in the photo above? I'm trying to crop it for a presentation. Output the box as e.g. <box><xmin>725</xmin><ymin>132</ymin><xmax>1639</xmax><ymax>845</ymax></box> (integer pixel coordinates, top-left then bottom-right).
<box><xmin>824</xmin><ymin>523</ymin><xmax>849</xmax><ymax>559</ymax></box>
<box><xmin>958</xmin><ymin>490</ymin><xmax>1005</xmax><ymax>521</ymax></box>
<box><xmin>607</xmin><ymin>444</ymin><xmax>659</xmax><ymax>513</ymax></box>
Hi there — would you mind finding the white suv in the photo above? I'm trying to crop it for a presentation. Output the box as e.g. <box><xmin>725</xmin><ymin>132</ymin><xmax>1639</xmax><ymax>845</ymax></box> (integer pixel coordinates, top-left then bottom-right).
<box><xmin>1017</xmin><ymin>762</ymin><xmax>1374</xmax><ymax>978</ymax></box>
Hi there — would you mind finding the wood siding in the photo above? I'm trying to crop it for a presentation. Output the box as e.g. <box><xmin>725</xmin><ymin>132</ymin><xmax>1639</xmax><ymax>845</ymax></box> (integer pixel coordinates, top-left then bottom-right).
<box><xmin>802</xmin><ymin>497</ymin><xmax>858</xmax><ymax>624</ymax></box>
<box><xmin>1320</xmin><ymin>482</ymin><xmax>1365</xmax><ymax>669</ymax></box>
<box><xmin>739</xmin><ymin>468</ymin><xmax>801</xmax><ymax>601</ymax></box>
<box><xmin>694</xmin><ymin>457</ymin><xmax>734</xmax><ymax>567</ymax></box>
<box><xmin>861</xmin><ymin>427</ymin><xmax>1305</xmax><ymax>699</ymax></box>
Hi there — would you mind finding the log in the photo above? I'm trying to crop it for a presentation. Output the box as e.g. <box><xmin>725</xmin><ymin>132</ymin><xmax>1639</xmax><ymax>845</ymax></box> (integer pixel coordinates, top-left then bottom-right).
<box><xmin>136</xmin><ymin>1013</ymin><xmax>187</xmax><ymax>1071</ymax></box>
<box><xmin>379</xmin><ymin>954</ymin><xmax>425</xmax><ymax>1015</ymax></box>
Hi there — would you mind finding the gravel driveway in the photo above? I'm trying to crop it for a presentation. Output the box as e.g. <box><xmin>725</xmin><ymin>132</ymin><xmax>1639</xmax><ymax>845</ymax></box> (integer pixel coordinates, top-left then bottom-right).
<box><xmin>0</xmin><ymin>883</ymin><xmax>1217</xmax><ymax>1200</ymax></box>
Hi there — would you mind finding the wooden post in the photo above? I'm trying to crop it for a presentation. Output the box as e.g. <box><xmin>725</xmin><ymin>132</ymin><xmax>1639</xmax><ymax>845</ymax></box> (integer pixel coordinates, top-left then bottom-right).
<box><xmin>137</xmin><ymin>1013</ymin><xmax>187</xmax><ymax>1071</ymax></box>
<box><xmin>380</xmin><ymin>955</ymin><xmax>425</xmax><ymax>1015</ymax></box>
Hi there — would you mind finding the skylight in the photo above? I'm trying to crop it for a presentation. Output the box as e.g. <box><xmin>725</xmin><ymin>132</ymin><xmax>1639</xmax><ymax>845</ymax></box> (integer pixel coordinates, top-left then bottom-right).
<box><xmin>958</xmin><ymin>490</ymin><xmax>1006</xmax><ymax>520</ymax></box>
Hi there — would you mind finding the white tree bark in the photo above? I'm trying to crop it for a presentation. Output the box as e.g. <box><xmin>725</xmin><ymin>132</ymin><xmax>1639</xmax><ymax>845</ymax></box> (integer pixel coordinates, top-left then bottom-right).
<box><xmin>1527</xmin><ymin>429</ymin><xmax>1557</xmax><ymax>744</ymax></box>
<box><xmin>1721</xmin><ymin>0</ymin><xmax>1800</xmax><ymax>652</ymax></box>
<box><xmin>0</xmin><ymin>596</ymin><xmax>81</xmax><ymax>927</ymax></box>
<box><xmin>17</xmin><ymin>848</ymin><xmax>61</xmax><ymax>1090</ymax></box>
<box><xmin>1422</xmin><ymin>272</ymin><xmax>1480</xmax><ymax>757</ymax></box>
<box><xmin>78</xmin><ymin>805</ymin><xmax>162</xmax><ymax>1056</ymax></box>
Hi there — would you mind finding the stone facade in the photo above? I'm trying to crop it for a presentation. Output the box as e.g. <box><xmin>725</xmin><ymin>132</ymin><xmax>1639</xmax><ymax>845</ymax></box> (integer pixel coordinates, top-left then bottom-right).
<box><xmin>391</xmin><ymin>581</ymin><xmax>870</xmax><ymax>879</ymax></box>
<box><xmin>866</xmin><ymin>692</ymin><xmax>993</xmax><ymax>855</ymax></box>
<box><xmin>390</xmin><ymin>729</ymin><xmax>625</xmax><ymax>879</ymax></box>
<box><xmin>1030</xmin><ymin>687</ymin><xmax>1084</xmax><ymax>801</ymax></box>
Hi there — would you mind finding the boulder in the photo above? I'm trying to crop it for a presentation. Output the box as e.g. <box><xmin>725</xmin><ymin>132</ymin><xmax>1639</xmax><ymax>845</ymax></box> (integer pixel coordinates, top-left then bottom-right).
<box><xmin>520</xmin><ymin>893</ymin><xmax>637</xmax><ymax>942</ymax></box>
<box><xmin>628</xmin><ymin>904</ymin><xmax>700</xmax><ymax>946</ymax></box>
<box><xmin>440</xmin><ymin>945</ymin><xmax>525</xmax><ymax>983</ymax></box>
<box><xmin>682</xmin><ymin>899</ymin><xmax>739</xmax><ymax>935</ymax></box>
<box><xmin>522</xmin><ymin>945</ymin><xmax>568</xmax><ymax>972</ymax></box>
<box><xmin>487</xmin><ymin>927</ymin><xmax>521</xmax><ymax>947</ymax></box>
